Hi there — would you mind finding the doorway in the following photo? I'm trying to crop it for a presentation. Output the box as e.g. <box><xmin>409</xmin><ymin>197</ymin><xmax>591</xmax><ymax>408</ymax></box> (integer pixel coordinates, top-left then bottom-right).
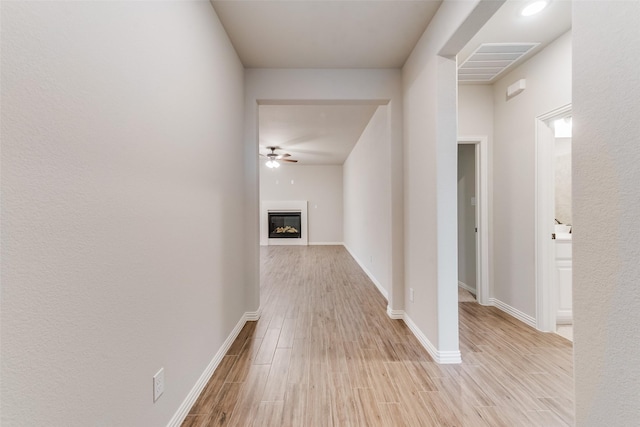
<box><xmin>458</xmin><ymin>137</ymin><xmax>489</xmax><ymax>306</ymax></box>
<box><xmin>535</xmin><ymin>104</ymin><xmax>573</xmax><ymax>338</ymax></box>
<box><xmin>457</xmin><ymin>144</ymin><xmax>476</xmax><ymax>302</ymax></box>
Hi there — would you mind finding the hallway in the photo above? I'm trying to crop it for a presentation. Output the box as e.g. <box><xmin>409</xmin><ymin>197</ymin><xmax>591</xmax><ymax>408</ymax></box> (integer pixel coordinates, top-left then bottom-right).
<box><xmin>183</xmin><ymin>246</ymin><xmax>574</xmax><ymax>426</ymax></box>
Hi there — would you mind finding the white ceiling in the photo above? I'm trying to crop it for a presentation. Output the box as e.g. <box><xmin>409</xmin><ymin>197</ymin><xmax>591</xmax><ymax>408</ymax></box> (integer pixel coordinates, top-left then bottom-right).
<box><xmin>224</xmin><ymin>0</ymin><xmax>572</xmax><ymax>165</ymax></box>
<box><xmin>259</xmin><ymin>104</ymin><xmax>379</xmax><ymax>165</ymax></box>
<box><xmin>211</xmin><ymin>0</ymin><xmax>442</xmax><ymax>68</ymax></box>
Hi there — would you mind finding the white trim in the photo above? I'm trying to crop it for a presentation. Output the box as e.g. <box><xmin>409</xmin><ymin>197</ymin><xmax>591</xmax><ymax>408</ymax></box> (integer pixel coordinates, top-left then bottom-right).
<box><xmin>489</xmin><ymin>298</ymin><xmax>537</xmax><ymax>329</ymax></box>
<box><xmin>556</xmin><ymin>311</ymin><xmax>573</xmax><ymax>325</ymax></box>
<box><xmin>403</xmin><ymin>313</ymin><xmax>462</xmax><ymax>364</ymax></box>
<box><xmin>386</xmin><ymin>307</ymin><xmax>404</xmax><ymax>319</ymax></box>
<box><xmin>308</xmin><ymin>242</ymin><xmax>344</xmax><ymax>246</ymax></box>
<box><xmin>167</xmin><ymin>312</ymin><xmax>251</xmax><ymax>427</ymax></box>
<box><xmin>343</xmin><ymin>244</ymin><xmax>389</xmax><ymax>300</ymax></box>
<box><xmin>244</xmin><ymin>307</ymin><xmax>262</xmax><ymax>321</ymax></box>
<box><xmin>534</xmin><ymin>104</ymin><xmax>572</xmax><ymax>332</ymax></box>
<box><xmin>458</xmin><ymin>281</ymin><xmax>476</xmax><ymax>295</ymax></box>
<box><xmin>458</xmin><ymin>137</ymin><xmax>490</xmax><ymax>306</ymax></box>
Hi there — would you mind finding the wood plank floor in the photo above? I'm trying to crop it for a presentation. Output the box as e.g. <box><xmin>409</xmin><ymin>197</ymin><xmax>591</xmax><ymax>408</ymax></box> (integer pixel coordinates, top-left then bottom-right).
<box><xmin>183</xmin><ymin>245</ymin><xmax>574</xmax><ymax>426</ymax></box>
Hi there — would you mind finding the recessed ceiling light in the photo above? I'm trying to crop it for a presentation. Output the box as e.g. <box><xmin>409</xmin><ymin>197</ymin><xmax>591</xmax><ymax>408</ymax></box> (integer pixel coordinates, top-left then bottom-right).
<box><xmin>521</xmin><ymin>0</ymin><xmax>549</xmax><ymax>17</ymax></box>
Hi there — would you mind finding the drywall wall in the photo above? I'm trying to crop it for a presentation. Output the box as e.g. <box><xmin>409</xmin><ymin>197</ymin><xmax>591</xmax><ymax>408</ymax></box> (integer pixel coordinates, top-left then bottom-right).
<box><xmin>260</xmin><ymin>164</ymin><xmax>343</xmax><ymax>244</ymax></box>
<box><xmin>343</xmin><ymin>105</ymin><xmax>391</xmax><ymax>296</ymax></box>
<box><xmin>458</xmin><ymin>85</ymin><xmax>494</xmax><ymax>138</ymax></box>
<box><xmin>403</xmin><ymin>0</ymin><xmax>501</xmax><ymax>361</ymax></box>
<box><xmin>244</xmin><ymin>69</ymin><xmax>404</xmax><ymax>313</ymax></box>
<box><xmin>1</xmin><ymin>2</ymin><xmax>245</xmax><ymax>425</ymax></box>
<box><xmin>457</xmin><ymin>144</ymin><xmax>476</xmax><ymax>292</ymax></box>
<box><xmin>573</xmin><ymin>2</ymin><xmax>640</xmax><ymax>424</ymax></box>
<box><xmin>491</xmin><ymin>30</ymin><xmax>572</xmax><ymax>318</ymax></box>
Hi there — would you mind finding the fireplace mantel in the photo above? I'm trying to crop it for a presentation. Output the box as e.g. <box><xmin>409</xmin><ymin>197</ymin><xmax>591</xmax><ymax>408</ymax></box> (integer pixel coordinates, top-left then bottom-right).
<box><xmin>260</xmin><ymin>201</ymin><xmax>308</xmax><ymax>246</ymax></box>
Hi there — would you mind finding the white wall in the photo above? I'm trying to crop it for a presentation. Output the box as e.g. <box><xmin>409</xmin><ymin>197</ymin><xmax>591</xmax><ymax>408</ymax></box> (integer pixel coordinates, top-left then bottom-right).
<box><xmin>459</xmin><ymin>85</ymin><xmax>494</xmax><ymax>138</ymax></box>
<box><xmin>573</xmin><ymin>2</ymin><xmax>640</xmax><ymax>424</ymax></box>
<box><xmin>457</xmin><ymin>144</ymin><xmax>476</xmax><ymax>291</ymax></box>
<box><xmin>1</xmin><ymin>2</ymin><xmax>245</xmax><ymax>426</ymax></box>
<box><xmin>244</xmin><ymin>69</ymin><xmax>404</xmax><ymax>313</ymax></box>
<box><xmin>491</xmin><ymin>31</ymin><xmax>572</xmax><ymax>317</ymax></box>
<box><xmin>402</xmin><ymin>0</ymin><xmax>501</xmax><ymax>362</ymax></box>
<box><xmin>343</xmin><ymin>105</ymin><xmax>391</xmax><ymax>296</ymax></box>
<box><xmin>260</xmin><ymin>164</ymin><xmax>343</xmax><ymax>244</ymax></box>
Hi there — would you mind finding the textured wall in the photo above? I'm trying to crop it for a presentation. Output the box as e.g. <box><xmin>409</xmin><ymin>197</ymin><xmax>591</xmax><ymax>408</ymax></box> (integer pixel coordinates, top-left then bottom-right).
<box><xmin>403</xmin><ymin>0</ymin><xmax>497</xmax><ymax>357</ymax></box>
<box><xmin>1</xmin><ymin>2</ymin><xmax>245</xmax><ymax>425</ymax></box>
<box><xmin>344</xmin><ymin>106</ymin><xmax>391</xmax><ymax>295</ymax></box>
<box><xmin>573</xmin><ymin>1</ymin><xmax>640</xmax><ymax>424</ymax></box>
<box><xmin>491</xmin><ymin>31</ymin><xmax>572</xmax><ymax>317</ymax></box>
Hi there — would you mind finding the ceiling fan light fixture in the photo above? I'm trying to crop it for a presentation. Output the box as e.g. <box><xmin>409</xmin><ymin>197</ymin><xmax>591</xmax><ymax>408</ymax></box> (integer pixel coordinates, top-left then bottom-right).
<box><xmin>520</xmin><ymin>0</ymin><xmax>549</xmax><ymax>17</ymax></box>
<box><xmin>266</xmin><ymin>159</ymin><xmax>280</xmax><ymax>168</ymax></box>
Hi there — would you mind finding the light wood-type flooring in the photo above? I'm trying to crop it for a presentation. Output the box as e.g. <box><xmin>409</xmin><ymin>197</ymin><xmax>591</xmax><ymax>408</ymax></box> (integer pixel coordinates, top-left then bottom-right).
<box><xmin>183</xmin><ymin>245</ymin><xmax>574</xmax><ymax>426</ymax></box>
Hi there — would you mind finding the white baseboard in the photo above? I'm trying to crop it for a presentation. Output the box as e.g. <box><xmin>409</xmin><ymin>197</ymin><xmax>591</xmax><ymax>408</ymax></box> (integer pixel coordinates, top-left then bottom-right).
<box><xmin>489</xmin><ymin>298</ymin><xmax>536</xmax><ymax>329</ymax></box>
<box><xmin>402</xmin><ymin>313</ymin><xmax>462</xmax><ymax>364</ymax></box>
<box><xmin>343</xmin><ymin>244</ymin><xmax>388</xmax><ymax>301</ymax></box>
<box><xmin>309</xmin><ymin>242</ymin><xmax>344</xmax><ymax>246</ymax></box>
<box><xmin>458</xmin><ymin>281</ymin><xmax>476</xmax><ymax>295</ymax></box>
<box><xmin>556</xmin><ymin>310</ymin><xmax>573</xmax><ymax>325</ymax></box>
<box><xmin>167</xmin><ymin>311</ymin><xmax>254</xmax><ymax>427</ymax></box>
<box><xmin>245</xmin><ymin>307</ymin><xmax>262</xmax><ymax>321</ymax></box>
<box><xmin>386</xmin><ymin>306</ymin><xmax>404</xmax><ymax>319</ymax></box>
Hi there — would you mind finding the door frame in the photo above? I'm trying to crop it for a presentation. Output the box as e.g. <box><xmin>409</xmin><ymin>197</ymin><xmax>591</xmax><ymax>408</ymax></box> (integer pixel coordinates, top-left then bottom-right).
<box><xmin>535</xmin><ymin>104</ymin><xmax>572</xmax><ymax>332</ymax></box>
<box><xmin>458</xmin><ymin>136</ymin><xmax>489</xmax><ymax>306</ymax></box>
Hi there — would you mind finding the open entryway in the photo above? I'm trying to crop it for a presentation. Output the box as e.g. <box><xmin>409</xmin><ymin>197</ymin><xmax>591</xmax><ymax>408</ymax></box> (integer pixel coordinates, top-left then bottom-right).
<box><xmin>535</xmin><ymin>104</ymin><xmax>573</xmax><ymax>340</ymax></box>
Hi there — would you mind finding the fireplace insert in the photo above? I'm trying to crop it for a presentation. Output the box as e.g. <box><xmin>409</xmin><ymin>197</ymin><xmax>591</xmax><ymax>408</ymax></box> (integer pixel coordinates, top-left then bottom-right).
<box><xmin>268</xmin><ymin>211</ymin><xmax>301</xmax><ymax>238</ymax></box>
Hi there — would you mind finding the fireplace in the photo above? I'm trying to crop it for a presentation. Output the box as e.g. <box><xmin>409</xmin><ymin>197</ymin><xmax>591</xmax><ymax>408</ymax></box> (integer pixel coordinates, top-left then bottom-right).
<box><xmin>268</xmin><ymin>212</ymin><xmax>302</xmax><ymax>239</ymax></box>
<box><xmin>261</xmin><ymin>201</ymin><xmax>307</xmax><ymax>246</ymax></box>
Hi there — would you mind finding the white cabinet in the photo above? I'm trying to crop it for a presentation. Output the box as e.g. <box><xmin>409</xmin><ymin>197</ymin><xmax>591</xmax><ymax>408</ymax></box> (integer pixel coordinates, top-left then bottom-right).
<box><xmin>555</xmin><ymin>238</ymin><xmax>572</xmax><ymax>324</ymax></box>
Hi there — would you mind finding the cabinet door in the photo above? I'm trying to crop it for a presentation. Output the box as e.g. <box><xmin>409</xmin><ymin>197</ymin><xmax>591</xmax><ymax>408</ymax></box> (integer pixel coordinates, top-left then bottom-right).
<box><xmin>555</xmin><ymin>258</ymin><xmax>572</xmax><ymax>324</ymax></box>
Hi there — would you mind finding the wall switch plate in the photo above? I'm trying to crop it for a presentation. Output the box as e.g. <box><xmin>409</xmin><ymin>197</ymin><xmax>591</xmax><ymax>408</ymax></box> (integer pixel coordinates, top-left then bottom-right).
<box><xmin>153</xmin><ymin>368</ymin><xmax>165</xmax><ymax>402</ymax></box>
<box><xmin>471</xmin><ymin>196</ymin><xmax>476</xmax><ymax>206</ymax></box>
<box><xmin>409</xmin><ymin>288</ymin><xmax>415</xmax><ymax>302</ymax></box>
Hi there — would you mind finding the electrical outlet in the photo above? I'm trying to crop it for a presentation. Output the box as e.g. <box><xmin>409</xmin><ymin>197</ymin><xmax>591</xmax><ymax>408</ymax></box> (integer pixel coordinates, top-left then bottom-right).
<box><xmin>153</xmin><ymin>368</ymin><xmax>165</xmax><ymax>402</ymax></box>
<box><xmin>370</xmin><ymin>255</ymin><xmax>373</xmax><ymax>263</ymax></box>
<box><xmin>409</xmin><ymin>288</ymin><xmax>415</xmax><ymax>302</ymax></box>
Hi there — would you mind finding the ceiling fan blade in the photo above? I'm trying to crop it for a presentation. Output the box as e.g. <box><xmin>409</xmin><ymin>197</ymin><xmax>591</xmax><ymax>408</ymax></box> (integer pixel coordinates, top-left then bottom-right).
<box><xmin>280</xmin><ymin>153</ymin><xmax>291</xmax><ymax>158</ymax></box>
<box><xmin>280</xmin><ymin>159</ymin><xmax>298</xmax><ymax>163</ymax></box>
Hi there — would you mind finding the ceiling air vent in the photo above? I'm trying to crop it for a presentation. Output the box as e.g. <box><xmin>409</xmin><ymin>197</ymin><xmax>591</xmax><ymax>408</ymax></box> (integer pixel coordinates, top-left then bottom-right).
<box><xmin>458</xmin><ymin>43</ymin><xmax>540</xmax><ymax>83</ymax></box>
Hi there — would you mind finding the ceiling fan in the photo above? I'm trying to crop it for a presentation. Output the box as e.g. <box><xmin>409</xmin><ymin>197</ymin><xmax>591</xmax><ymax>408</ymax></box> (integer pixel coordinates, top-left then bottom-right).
<box><xmin>260</xmin><ymin>146</ymin><xmax>298</xmax><ymax>168</ymax></box>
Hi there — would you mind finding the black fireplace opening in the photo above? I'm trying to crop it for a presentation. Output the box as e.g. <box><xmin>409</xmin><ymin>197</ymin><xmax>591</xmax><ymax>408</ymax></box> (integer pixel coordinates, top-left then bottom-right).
<box><xmin>268</xmin><ymin>211</ymin><xmax>301</xmax><ymax>239</ymax></box>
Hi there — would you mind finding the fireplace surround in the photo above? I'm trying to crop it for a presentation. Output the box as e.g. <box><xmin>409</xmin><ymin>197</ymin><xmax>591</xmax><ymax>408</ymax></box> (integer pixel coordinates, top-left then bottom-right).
<box><xmin>260</xmin><ymin>201</ymin><xmax>308</xmax><ymax>246</ymax></box>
